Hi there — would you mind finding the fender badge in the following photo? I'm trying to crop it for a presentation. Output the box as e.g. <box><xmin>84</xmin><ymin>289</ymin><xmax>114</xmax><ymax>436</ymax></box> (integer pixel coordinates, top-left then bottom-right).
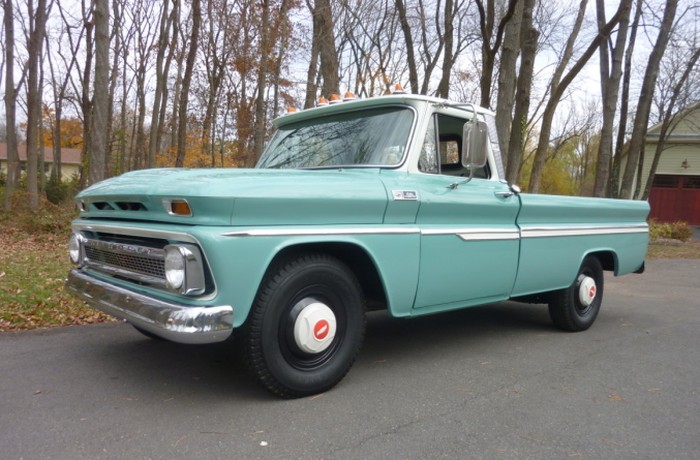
<box><xmin>392</xmin><ymin>190</ymin><xmax>418</xmax><ymax>201</ymax></box>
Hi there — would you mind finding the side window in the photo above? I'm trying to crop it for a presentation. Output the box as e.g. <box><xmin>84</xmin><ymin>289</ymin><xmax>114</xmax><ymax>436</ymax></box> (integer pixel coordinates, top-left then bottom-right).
<box><xmin>436</xmin><ymin>114</ymin><xmax>490</xmax><ymax>179</ymax></box>
<box><xmin>418</xmin><ymin>116</ymin><xmax>439</xmax><ymax>173</ymax></box>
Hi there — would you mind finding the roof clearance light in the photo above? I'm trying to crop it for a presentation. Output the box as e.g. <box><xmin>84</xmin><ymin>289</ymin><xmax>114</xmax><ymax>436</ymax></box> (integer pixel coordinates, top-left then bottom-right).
<box><xmin>286</xmin><ymin>106</ymin><xmax>298</xmax><ymax>114</ymax></box>
<box><xmin>317</xmin><ymin>96</ymin><xmax>329</xmax><ymax>107</ymax></box>
<box><xmin>328</xmin><ymin>94</ymin><xmax>342</xmax><ymax>104</ymax></box>
<box><xmin>343</xmin><ymin>91</ymin><xmax>356</xmax><ymax>101</ymax></box>
<box><xmin>393</xmin><ymin>83</ymin><xmax>406</xmax><ymax>94</ymax></box>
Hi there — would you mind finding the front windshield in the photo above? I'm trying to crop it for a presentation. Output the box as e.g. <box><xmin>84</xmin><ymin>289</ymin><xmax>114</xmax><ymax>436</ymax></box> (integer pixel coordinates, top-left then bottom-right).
<box><xmin>256</xmin><ymin>106</ymin><xmax>414</xmax><ymax>169</ymax></box>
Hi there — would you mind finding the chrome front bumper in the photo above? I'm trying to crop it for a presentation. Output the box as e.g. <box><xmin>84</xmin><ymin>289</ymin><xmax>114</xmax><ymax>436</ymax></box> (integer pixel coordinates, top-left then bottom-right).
<box><xmin>66</xmin><ymin>269</ymin><xmax>234</xmax><ymax>344</ymax></box>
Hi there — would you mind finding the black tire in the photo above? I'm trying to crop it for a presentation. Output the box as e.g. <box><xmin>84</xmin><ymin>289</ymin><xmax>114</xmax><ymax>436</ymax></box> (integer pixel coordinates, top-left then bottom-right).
<box><xmin>244</xmin><ymin>253</ymin><xmax>366</xmax><ymax>398</ymax></box>
<box><xmin>548</xmin><ymin>256</ymin><xmax>604</xmax><ymax>332</ymax></box>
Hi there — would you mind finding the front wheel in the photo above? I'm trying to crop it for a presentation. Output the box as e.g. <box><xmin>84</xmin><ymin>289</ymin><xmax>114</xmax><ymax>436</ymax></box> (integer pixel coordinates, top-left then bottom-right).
<box><xmin>548</xmin><ymin>256</ymin><xmax>604</xmax><ymax>332</ymax></box>
<box><xmin>244</xmin><ymin>253</ymin><xmax>366</xmax><ymax>398</ymax></box>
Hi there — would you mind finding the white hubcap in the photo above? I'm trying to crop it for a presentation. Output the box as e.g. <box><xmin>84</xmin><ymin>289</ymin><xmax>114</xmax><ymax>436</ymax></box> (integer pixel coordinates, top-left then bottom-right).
<box><xmin>578</xmin><ymin>276</ymin><xmax>597</xmax><ymax>306</ymax></box>
<box><xmin>293</xmin><ymin>301</ymin><xmax>337</xmax><ymax>354</ymax></box>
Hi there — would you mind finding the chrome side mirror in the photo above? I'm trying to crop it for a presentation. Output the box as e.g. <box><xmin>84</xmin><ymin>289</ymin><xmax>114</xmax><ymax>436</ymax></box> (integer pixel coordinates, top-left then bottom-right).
<box><xmin>462</xmin><ymin>119</ymin><xmax>488</xmax><ymax>169</ymax></box>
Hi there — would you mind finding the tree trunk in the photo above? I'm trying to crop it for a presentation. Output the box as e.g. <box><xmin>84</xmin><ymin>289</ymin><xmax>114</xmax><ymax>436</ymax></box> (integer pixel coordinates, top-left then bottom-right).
<box><xmin>147</xmin><ymin>1</ymin><xmax>173</xmax><ymax>168</ymax></box>
<box><xmin>505</xmin><ymin>0</ymin><xmax>537</xmax><ymax>185</ymax></box>
<box><xmin>618</xmin><ymin>0</ymin><xmax>677</xmax><ymax>199</ymax></box>
<box><xmin>609</xmin><ymin>0</ymin><xmax>642</xmax><ymax>198</ymax></box>
<box><xmin>592</xmin><ymin>0</ymin><xmax>631</xmax><ymax>197</ymax></box>
<box><xmin>3</xmin><ymin>0</ymin><xmax>20</xmax><ymax>211</ymax></box>
<box><xmin>88</xmin><ymin>0</ymin><xmax>109</xmax><ymax>185</ymax></box>
<box><xmin>314</xmin><ymin>0</ymin><xmax>339</xmax><ymax>96</ymax></box>
<box><xmin>176</xmin><ymin>0</ymin><xmax>201</xmax><ymax>168</ymax></box>
<box><xmin>528</xmin><ymin>1</ymin><xmax>624</xmax><ymax>193</ymax></box>
<box><xmin>474</xmin><ymin>0</ymin><xmax>519</xmax><ymax>108</ymax></box>
<box><xmin>641</xmin><ymin>47</ymin><xmax>700</xmax><ymax>200</ymax></box>
<box><xmin>252</xmin><ymin>0</ymin><xmax>271</xmax><ymax>162</ymax></box>
<box><xmin>395</xmin><ymin>0</ymin><xmax>418</xmax><ymax>94</ymax></box>
<box><xmin>25</xmin><ymin>0</ymin><xmax>49</xmax><ymax>210</ymax></box>
<box><xmin>435</xmin><ymin>0</ymin><xmax>455</xmax><ymax>98</ymax></box>
<box><xmin>496</xmin><ymin>0</ymin><xmax>525</xmax><ymax>161</ymax></box>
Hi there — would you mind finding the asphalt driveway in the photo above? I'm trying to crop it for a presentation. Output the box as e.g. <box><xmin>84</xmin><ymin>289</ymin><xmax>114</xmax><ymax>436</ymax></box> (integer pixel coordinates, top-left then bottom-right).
<box><xmin>1</xmin><ymin>258</ymin><xmax>699</xmax><ymax>459</ymax></box>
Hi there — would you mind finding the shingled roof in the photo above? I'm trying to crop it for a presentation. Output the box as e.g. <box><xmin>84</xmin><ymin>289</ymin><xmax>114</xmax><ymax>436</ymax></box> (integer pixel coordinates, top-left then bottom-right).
<box><xmin>0</xmin><ymin>143</ymin><xmax>82</xmax><ymax>164</ymax></box>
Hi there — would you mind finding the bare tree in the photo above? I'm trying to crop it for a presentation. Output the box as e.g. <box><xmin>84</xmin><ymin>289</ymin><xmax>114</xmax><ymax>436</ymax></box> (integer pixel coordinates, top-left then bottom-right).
<box><xmin>592</xmin><ymin>0</ymin><xmax>631</xmax><ymax>197</ymax></box>
<box><xmin>175</xmin><ymin>0</ymin><xmax>201</xmax><ymax>167</ymax></box>
<box><xmin>609</xmin><ymin>0</ymin><xmax>643</xmax><ymax>198</ymax></box>
<box><xmin>25</xmin><ymin>0</ymin><xmax>50</xmax><ymax>210</ymax></box>
<box><xmin>3</xmin><ymin>0</ymin><xmax>20</xmax><ymax>211</ymax></box>
<box><xmin>45</xmin><ymin>1</ymin><xmax>85</xmax><ymax>184</ymax></box>
<box><xmin>504</xmin><ymin>0</ymin><xmax>537</xmax><ymax>184</ymax></box>
<box><xmin>641</xmin><ymin>44</ymin><xmax>700</xmax><ymax>200</ymax></box>
<box><xmin>495</xmin><ymin>0</ymin><xmax>524</xmax><ymax>157</ymax></box>
<box><xmin>88</xmin><ymin>0</ymin><xmax>108</xmax><ymax>185</ymax></box>
<box><xmin>528</xmin><ymin>0</ymin><xmax>626</xmax><ymax>193</ymax></box>
<box><xmin>474</xmin><ymin>0</ymin><xmax>519</xmax><ymax>108</ymax></box>
<box><xmin>618</xmin><ymin>0</ymin><xmax>678</xmax><ymax>199</ymax></box>
<box><xmin>305</xmin><ymin>0</ymin><xmax>339</xmax><ymax>106</ymax></box>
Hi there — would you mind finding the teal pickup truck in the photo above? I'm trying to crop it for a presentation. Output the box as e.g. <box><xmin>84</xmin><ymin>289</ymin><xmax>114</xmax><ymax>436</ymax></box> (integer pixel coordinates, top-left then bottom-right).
<box><xmin>66</xmin><ymin>93</ymin><xmax>649</xmax><ymax>397</ymax></box>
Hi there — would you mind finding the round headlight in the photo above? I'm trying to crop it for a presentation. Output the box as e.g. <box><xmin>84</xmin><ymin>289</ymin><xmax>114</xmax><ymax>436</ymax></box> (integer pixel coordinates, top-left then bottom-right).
<box><xmin>164</xmin><ymin>247</ymin><xmax>186</xmax><ymax>290</ymax></box>
<box><xmin>69</xmin><ymin>233</ymin><xmax>82</xmax><ymax>264</ymax></box>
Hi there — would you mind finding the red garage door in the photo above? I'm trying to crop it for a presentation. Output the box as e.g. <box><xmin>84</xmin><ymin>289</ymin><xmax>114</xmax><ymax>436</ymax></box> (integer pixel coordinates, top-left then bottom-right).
<box><xmin>648</xmin><ymin>175</ymin><xmax>700</xmax><ymax>225</ymax></box>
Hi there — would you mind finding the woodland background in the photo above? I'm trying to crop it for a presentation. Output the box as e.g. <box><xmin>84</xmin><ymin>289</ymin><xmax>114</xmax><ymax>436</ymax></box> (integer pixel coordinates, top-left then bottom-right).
<box><xmin>1</xmin><ymin>0</ymin><xmax>699</xmax><ymax>212</ymax></box>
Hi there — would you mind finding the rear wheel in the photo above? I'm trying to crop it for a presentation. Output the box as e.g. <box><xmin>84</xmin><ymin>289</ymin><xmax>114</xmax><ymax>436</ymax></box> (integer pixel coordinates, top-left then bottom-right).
<box><xmin>244</xmin><ymin>253</ymin><xmax>366</xmax><ymax>398</ymax></box>
<box><xmin>548</xmin><ymin>256</ymin><xmax>604</xmax><ymax>332</ymax></box>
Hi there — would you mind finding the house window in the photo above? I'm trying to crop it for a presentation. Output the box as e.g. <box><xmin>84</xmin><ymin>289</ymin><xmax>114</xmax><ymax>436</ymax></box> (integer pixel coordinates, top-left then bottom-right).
<box><xmin>652</xmin><ymin>175</ymin><xmax>678</xmax><ymax>188</ymax></box>
<box><xmin>682</xmin><ymin>176</ymin><xmax>700</xmax><ymax>189</ymax></box>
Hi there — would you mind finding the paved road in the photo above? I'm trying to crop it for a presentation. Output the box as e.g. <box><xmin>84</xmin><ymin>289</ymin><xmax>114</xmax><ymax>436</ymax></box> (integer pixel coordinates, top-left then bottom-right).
<box><xmin>2</xmin><ymin>259</ymin><xmax>699</xmax><ymax>460</ymax></box>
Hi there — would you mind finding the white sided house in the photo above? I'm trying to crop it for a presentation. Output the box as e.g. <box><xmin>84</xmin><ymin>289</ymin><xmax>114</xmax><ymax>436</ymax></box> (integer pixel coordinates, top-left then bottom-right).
<box><xmin>0</xmin><ymin>143</ymin><xmax>81</xmax><ymax>182</ymax></box>
<box><xmin>619</xmin><ymin>102</ymin><xmax>700</xmax><ymax>225</ymax></box>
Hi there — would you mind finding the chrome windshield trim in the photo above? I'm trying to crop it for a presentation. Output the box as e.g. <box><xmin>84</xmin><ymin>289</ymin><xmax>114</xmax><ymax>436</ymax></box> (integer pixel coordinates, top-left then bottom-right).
<box><xmin>223</xmin><ymin>227</ymin><xmax>421</xmax><ymax>237</ymax></box>
<box><xmin>521</xmin><ymin>224</ymin><xmax>649</xmax><ymax>238</ymax></box>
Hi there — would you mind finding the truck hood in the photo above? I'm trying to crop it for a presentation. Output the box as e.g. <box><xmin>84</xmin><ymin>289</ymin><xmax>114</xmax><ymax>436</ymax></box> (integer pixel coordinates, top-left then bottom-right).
<box><xmin>76</xmin><ymin>168</ymin><xmax>391</xmax><ymax>226</ymax></box>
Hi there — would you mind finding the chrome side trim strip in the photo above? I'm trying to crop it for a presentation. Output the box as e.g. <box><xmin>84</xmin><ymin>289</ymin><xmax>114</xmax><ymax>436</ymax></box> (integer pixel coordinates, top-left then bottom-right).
<box><xmin>457</xmin><ymin>231</ymin><xmax>520</xmax><ymax>241</ymax></box>
<box><xmin>521</xmin><ymin>224</ymin><xmax>649</xmax><ymax>239</ymax></box>
<box><xmin>421</xmin><ymin>228</ymin><xmax>520</xmax><ymax>241</ymax></box>
<box><xmin>223</xmin><ymin>227</ymin><xmax>421</xmax><ymax>237</ymax></box>
<box><xmin>224</xmin><ymin>224</ymin><xmax>647</xmax><ymax>240</ymax></box>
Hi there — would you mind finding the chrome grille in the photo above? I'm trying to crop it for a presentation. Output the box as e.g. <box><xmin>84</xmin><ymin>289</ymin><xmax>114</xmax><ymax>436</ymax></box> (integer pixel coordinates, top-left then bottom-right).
<box><xmin>84</xmin><ymin>245</ymin><xmax>165</xmax><ymax>278</ymax></box>
<box><xmin>81</xmin><ymin>235</ymin><xmax>167</xmax><ymax>287</ymax></box>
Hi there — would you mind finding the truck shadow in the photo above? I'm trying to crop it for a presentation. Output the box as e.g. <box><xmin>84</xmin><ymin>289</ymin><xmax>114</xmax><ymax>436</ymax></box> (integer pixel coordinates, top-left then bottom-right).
<box><xmin>88</xmin><ymin>301</ymin><xmax>554</xmax><ymax>401</ymax></box>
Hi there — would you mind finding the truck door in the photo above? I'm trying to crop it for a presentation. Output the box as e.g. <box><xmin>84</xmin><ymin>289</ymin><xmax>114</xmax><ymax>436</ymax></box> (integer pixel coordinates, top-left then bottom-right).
<box><xmin>412</xmin><ymin>114</ymin><xmax>520</xmax><ymax>311</ymax></box>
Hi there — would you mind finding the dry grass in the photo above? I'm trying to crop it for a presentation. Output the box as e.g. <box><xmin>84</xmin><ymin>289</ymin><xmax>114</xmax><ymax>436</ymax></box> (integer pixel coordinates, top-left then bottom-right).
<box><xmin>647</xmin><ymin>239</ymin><xmax>700</xmax><ymax>259</ymax></box>
<box><xmin>0</xmin><ymin>202</ymin><xmax>115</xmax><ymax>332</ymax></box>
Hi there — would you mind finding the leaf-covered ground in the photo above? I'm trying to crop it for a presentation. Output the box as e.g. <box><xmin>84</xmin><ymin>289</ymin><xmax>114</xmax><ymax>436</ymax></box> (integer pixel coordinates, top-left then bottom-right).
<box><xmin>0</xmin><ymin>207</ymin><xmax>115</xmax><ymax>332</ymax></box>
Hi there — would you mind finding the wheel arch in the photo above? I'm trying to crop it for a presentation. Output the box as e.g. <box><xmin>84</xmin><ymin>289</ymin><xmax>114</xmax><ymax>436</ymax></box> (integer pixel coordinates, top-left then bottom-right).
<box><xmin>582</xmin><ymin>249</ymin><xmax>617</xmax><ymax>273</ymax></box>
<box><xmin>258</xmin><ymin>241</ymin><xmax>388</xmax><ymax>314</ymax></box>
